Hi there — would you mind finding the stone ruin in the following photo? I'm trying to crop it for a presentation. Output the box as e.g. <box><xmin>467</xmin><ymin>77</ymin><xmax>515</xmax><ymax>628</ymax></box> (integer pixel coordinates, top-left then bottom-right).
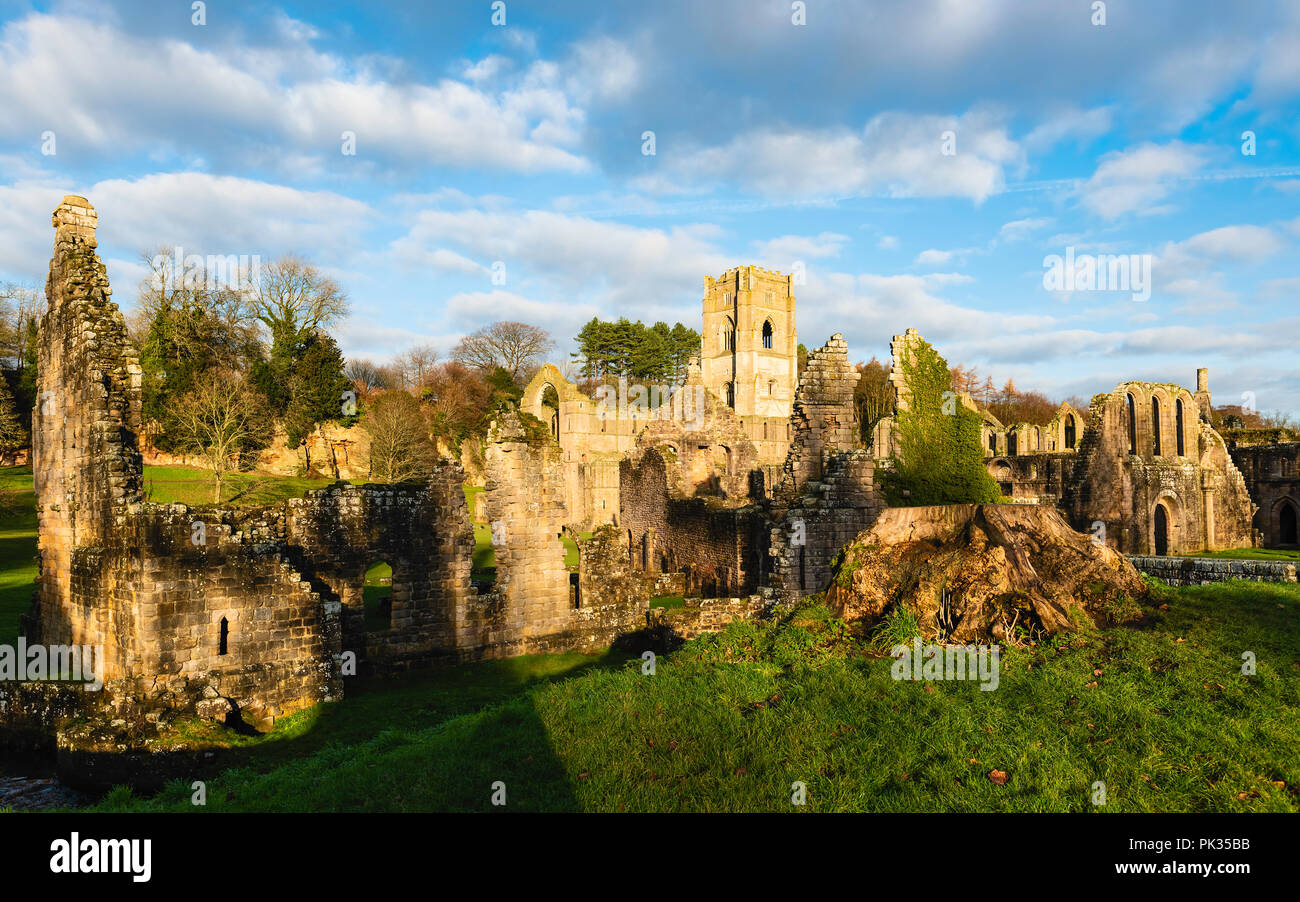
<box><xmin>4</xmin><ymin>196</ymin><xmax>1283</xmax><ymax>768</ymax></box>
<box><xmin>18</xmin><ymin>197</ymin><xmax>650</xmax><ymax>741</ymax></box>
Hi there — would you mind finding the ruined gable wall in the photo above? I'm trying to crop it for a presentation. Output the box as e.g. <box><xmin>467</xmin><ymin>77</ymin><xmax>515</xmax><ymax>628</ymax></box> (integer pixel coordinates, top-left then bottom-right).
<box><xmin>31</xmin><ymin>197</ymin><xmax>144</xmax><ymax>672</ymax></box>
<box><xmin>767</xmin><ymin>333</ymin><xmax>882</xmax><ymax>600</ymax></box>
<box><xmin>483</xmin><ymin>410</ymin><xmax>572</xmax><ymax>638</ymax></box>
<box><xmin>777</xmin><ymin>333</ymin><xmax>861</xmax><ymax>501</ymax></box>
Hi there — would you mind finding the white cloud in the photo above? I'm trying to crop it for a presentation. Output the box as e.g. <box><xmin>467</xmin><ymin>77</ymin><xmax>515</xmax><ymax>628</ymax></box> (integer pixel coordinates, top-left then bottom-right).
<box><xmin>999</xmin><ymin>217</ymin><xmax>1052</xmax><ymax>242</ymax></box>
<box><xmin>0</xmin><ymin>13</ymin><xmax>591</xmax><ymax>174</ymax></box>
<box><xmin>752</xmin><ymin>232</ymin><xmax>848</xmax><ymax>263</ymax></box>
<box><xmin>1078</xmin><ymin>142</ymin><xmax>1205</xmax><ymax>219</ymax></box>
<box><xmin>914</xmin><ymin>249</ymin><xmax>953</xmax><ymax>265</ymax></box>
<box><xmin>664</xmin><ymin>110</ymin><xmax>1022</xmax><ymax>202</ymax></box>
<box><xmin>1023</xmin><ymin>106</ymin><xmax>1113</xmax><ymax>153</ymax></box>
<box><xmin>1179</xmin><ymin>225</ymin><xmax>1284</xmax><ymax>264</ymax></box>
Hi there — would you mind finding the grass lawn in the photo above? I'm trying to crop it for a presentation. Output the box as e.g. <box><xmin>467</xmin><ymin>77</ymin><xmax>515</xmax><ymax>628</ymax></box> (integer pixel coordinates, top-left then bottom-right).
<box><xmin>86</xmin><ymin>576</ymin><xmax>1300</xmax><ymax>813</ymax></box>
<box><xmin>0</xmin><ymin>466</ymin><xmax>36</xmax><ymax>647</ymax></box>
<box><xmin>143</xmin><ymin>464</ymin><xmax>341</xmax><ymax>506</ymax></box>
<box><xmin>649</xmin><ymin>595</ymin><xmax>686</xmax><ymax>610</ymax></box>
<box><xmin>1185</xmin><ymin>548</ymin><xmax>1300</xmax><ymax>562</ymax></box>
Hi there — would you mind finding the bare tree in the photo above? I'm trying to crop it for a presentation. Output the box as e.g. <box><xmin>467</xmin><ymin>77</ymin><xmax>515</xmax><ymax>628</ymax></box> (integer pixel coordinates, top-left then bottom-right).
<box><xmin>345</xmin><ymin>358</ymin><xmax>391</xmax><ymax>397</ymax></box>
<box><xmin>171</xmin><ymin>371</ymin><xmax>273</xmax><ymax>503</ymax></box>
<box><xmin>452</xmin><ymin>321</ymin><xmax>553</xmax><ymax>381</ymax></box>
<box><xmin>245</xmin><ymin>254</ymin><xmax>349</xmax><ymax>338</ymax></box>
<box><xmin>394</xmin><ymin>343</ymin><xmax>439</xmax><ymax>394</ymax></box>
<box><xmin>854</xmin><ymin>358</ymin><xmax>895</xmax><ymax>442</ymax></box>
<box><xmin>363</xmin><ymin>390</ymin><xmax>437</xmax><ymax>483</ymax></box>
<box><xmin>0</xmin><ymin>282</ymin><xmax>41</xmax><ymax>368</ymax></box>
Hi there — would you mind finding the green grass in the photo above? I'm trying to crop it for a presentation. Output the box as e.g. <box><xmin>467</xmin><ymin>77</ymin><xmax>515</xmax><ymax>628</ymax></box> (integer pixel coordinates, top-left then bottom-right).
<box><xmin>142</xmin><ymin>464</ymin><xmax>341</xmax><ymax>506</ymax></box>
<box><xmin>85</xmin><ymin>578</ymin><xmax>1300</xmax><ymax>813</ymax></box>
<box><xmin>0</xmin><ymin>466</ymin><xmax>36</xmax><ymax>647</ymax></box>
<box><xmin>1184</xmin><ymin>547</ymin><xmax>1300</xmax><ymax>561</ymax></box>
<box><xmin>362</xmin><ymin>561</ymin><xmax>393</xmax><ymax>633</ymax></box>
<box><xmin>649</xmin><ymin>595</ymin><xmax>685</xmax><ymax>610</ymax></box>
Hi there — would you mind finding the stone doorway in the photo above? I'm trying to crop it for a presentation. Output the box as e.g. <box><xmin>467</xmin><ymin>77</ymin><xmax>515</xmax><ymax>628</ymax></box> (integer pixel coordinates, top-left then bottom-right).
<box><xmin>1153</xmin><ymin>504</ymin><xmax>1169</xmax><ymax>556</ymax></box>
<box><xmin>1280</xmin><ymin>501</ymin><xmax>1298</xmax><ymax>547</ymax></box>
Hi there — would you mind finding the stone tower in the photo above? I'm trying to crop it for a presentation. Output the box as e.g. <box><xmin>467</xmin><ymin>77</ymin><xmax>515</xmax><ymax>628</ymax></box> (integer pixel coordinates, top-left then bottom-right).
<box><xmin>700</xmin><ymin>265</ymin><xmax>797</xmax><ymax>421</ymax></box>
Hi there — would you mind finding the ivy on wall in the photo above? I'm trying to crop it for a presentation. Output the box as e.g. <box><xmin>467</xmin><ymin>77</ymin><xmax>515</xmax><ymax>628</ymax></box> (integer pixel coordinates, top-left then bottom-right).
<box><xmin>882</xmin><ymin>335</ymin><xmax>1003</xmax><ymax>506</ymax></box>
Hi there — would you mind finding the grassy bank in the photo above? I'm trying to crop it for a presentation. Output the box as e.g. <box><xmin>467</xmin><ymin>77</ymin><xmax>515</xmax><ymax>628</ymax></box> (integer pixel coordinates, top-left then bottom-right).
<box><xmin>88</xmin><ymin>578</ymin><xmax>1300</xmax><ymax>813</ymax></box>
<box><xmin>1184</xmin><ymin>547</ymin><xmax>1300</xmax><ymax>562</ymax></box>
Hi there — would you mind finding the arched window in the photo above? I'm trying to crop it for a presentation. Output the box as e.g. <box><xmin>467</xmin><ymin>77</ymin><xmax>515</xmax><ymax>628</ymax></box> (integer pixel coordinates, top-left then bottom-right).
<box><xmin>762</xmin><ymin>320</ymin><xmax>774</xmax><ymax>349</ymax></box>
<box><xmin>1065</xmin><ymin>414</ymin><xmax>1076</xmax><ymax>450</ymax></box>
<box><xmin>1152</xmin><ymin>396</ymin><xmax>1162</xmax><ymax>456</ymax></box>
<box><xmin>1175</xmin><ymin>399</ymin><xmax>1185</xmax><ymax>456</ymax></box>
<box><xmin>724</xmin><ymin>382</ymin><xmax>734</xmax><ymax>408</ymax></box>
<box><xmin>1008</xmin><ymin>431</ymin><xmax>1018</xmax><ymax>456</ymax></box>
<box><xmin>1127</xmin><ymin>394</ymin><xmax>1136</xmax><ymax>455</ymax></box>
<box><xmin>218</xmin><ymin>617</ymin><xmax>229</xmax><ymax>656</ymax></box>
<box><xmin>723</xmin><ymin>317</ymin><xmax>735</xmax><ymax>352</ymax></box>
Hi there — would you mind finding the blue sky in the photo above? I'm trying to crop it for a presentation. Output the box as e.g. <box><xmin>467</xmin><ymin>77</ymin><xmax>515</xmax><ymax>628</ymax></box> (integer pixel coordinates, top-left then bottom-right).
<box><xmin>1</xmin><ymin>0</ymin><xmax>1298</xmax><ymax>413</ymax></box>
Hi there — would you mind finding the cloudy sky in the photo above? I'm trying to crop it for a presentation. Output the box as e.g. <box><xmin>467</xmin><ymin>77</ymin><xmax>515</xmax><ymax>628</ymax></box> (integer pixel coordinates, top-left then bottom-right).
<box><xmin>1</xmin><ymin>0</ymin><xmax>1298</xmax><ymax>413</ymax></box>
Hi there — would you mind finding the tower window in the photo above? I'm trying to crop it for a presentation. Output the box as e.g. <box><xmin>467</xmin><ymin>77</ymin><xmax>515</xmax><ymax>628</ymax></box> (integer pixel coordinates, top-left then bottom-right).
<box><xmin>218</xmin><ymin>617</ymin><xmax>229</xmax><ymax>656</ymax></box>
<box><xmin>762</xmin><ymin>320</ymin><xmax>774</xmax><ymax>349</ymax></box>
<box><xmin>724</xmin><ymin>382</ymin><xmax>734</xmax><ymax>408</ymax></box>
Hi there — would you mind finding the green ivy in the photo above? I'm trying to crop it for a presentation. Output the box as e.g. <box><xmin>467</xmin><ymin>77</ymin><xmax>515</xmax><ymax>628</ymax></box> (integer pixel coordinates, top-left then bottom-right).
<box><xmin>881</xmin><ymin>335</ymin><xmax>1002</xmax><ymax>505</ymax></box>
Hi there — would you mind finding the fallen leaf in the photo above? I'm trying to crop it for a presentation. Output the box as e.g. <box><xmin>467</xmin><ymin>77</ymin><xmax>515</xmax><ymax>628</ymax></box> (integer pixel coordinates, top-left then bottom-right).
<box><xmin>988</xmin><ymin>769</ymin><xmax>1008</xmax><ymax>785</ymax></box>
<box><xmin>924</xmin><ymin>684</ymin><xmax>936</xmax><ymax>693</ymax></box>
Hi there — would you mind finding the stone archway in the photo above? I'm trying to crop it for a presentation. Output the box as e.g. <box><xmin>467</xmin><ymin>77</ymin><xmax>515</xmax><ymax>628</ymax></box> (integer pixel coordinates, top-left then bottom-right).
<box><xmin>1278</xmin><ymin>499</ymin><xmax>1298</xmax><ymax>547</ymax></box>
<box><xmin>1153</xmin><ymin>503</ymin><xmax>1169</xmax><ymax>556</ymax></box>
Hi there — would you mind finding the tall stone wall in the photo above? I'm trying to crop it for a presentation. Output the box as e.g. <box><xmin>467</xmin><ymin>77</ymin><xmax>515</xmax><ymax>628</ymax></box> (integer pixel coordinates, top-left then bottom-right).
<box><xmin>483</xmin><ymin>409</ymin><xmax>576</xmax><ymax>638</ymax></box>
<box><xmin>30</xmin><ymin>196</ymin><xmax>145</xmax><ymax>673</ymax></box>
<box><xmin>777</xmin><ymin>332</ymin><xmax>861</xmax><ymax>501</ymax></box>
<box><xmin>1227</xmin><ymin>441</ymin><xmax>1300</xmax><ymax>548</ymax></box>
<box><xmin>766</xmin><ymin>334</ymin><xmax>883</xmax><ymax>600</ymax></box>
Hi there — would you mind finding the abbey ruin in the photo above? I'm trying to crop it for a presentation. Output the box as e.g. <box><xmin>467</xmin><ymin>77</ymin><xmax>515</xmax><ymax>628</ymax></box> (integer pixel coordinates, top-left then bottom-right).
<box><xmin>11</xmin><ymin>196</ymin><xmax>1294</xmax><ymax>742</ymax></box>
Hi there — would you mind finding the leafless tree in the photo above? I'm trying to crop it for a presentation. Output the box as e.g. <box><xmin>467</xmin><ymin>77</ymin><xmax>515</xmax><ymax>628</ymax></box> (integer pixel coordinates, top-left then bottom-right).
<box><xmin>394</xmin><ymin>343</ymin><xmax>439</xmax><ymax>394</ymax></box>
<box><xmin>345</xmin><ymin>358</ymin><xmax>391</xmax><ymax>397</ymax></box>
<box><xmin>363</xmin><ymin>390</ymin><xmax>437</xmax><ymax>483</ymax></box>
<box><xmin>452</xmin><ymin>321</ymin><xmax>553</xmax><ymax>381</ymax></box>
<box><xmin>245</xmin><ymin>254</ymin><xmax>349</xmax><ymax>337</ymax></box>
<box><xmin>0</xmin><ymin>282</ymin><xmax>41</xmax><ymax>369</ymax></box>
<box><xmin>171</xmin><ymin>371</ymin><xmax>273</xmax><ymax>503</ymax></box>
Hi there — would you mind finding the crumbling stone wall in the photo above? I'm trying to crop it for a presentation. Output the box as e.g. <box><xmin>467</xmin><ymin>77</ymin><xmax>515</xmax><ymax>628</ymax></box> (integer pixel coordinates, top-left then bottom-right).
<box><xmin>985</xmin><ymin>452</ymin><xmax>1077</xmax><ymax>504</ymax></box>
<box><xmin>1227</xmin><ymin>441</ymin><xmax>1300</xmax><ymax>548</ymax></box>
<box><xmin>620</xmin><ymin>446</ymin><xmax>768</xmax><ymax>596</ymax></box>
<box><xmin>767</xmin><ymin>334</ymin><xmax>883</xmax><ymax>600</ymax></box>
<box><xmin>777</xmin><ymin>333</ymin><xmax>861</xmax><ymax>501</ymax></box>
<box><xmin>279</xmin><ymin>466</ymin><xmax>474</xmax><ymax>668</ymax></box>
<box><xmin>26</xmin><ymin>197</ymin><xmax>344</xmax><ymax>726</ymax></box>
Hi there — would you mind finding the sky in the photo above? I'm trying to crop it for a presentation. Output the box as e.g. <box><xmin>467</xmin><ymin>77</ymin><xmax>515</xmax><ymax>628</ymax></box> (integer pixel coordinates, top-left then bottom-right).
<box><xmin>0</xmin><ymin>0</ymin><xmax>1297</xmax><ymax>414</ymax></box>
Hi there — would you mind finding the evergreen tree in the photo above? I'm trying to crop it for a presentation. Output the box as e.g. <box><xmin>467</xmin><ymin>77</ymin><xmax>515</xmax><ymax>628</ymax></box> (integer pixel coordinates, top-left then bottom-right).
<box><xmin>283</xmin><ymin>330</ymin><xmax>350</xmax><ymax>476</ymax></box>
